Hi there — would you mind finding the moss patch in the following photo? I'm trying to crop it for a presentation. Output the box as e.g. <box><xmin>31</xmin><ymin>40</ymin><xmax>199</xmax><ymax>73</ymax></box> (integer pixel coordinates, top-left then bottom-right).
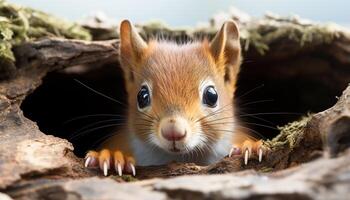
<box><xmin>109</xmin><ymin>175</ymin><xmax>139</xmax><ymax>182</ymax></box>
<box><xmin>239</xmin><ymin>17</ymin><xmax>340</xmax><ymax>55</ymax></box>
<box><xmin>265</xmin><ymin>115</ymin><xmax>312</xmax><ymax>150</ymax></box>
<box><xmin>0</xmin><ymin>0</ymin><xmax>91</xmax><ymax>66</ymax></box>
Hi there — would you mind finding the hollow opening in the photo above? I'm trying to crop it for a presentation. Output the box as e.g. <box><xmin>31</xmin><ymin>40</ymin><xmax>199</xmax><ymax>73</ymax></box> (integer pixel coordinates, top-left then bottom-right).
<box><xmin>21</xmin><ymin>51</ymin><xmax>345</xmax><ymax>158</ymax></box>
<box><xmin>21</xmin><ymin>62</ymin><xmax>127</xmax><ymax>157</ymax></box>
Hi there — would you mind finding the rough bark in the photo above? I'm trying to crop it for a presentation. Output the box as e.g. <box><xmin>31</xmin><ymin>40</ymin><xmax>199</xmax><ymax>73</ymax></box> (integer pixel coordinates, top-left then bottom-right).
<box><xmin>0</xmin><ymin>38</ymin><xmax>118</xmax><ymax>189</ymax></box>
<box><xmin>7</xmin><ymin>149</ymin><xmax>350</xmax><ymax>200</ymax></box>
<box><xmin>0</xmin><ymin>1</ymin><xmax>91</xmax><ymax>80</ymax></box>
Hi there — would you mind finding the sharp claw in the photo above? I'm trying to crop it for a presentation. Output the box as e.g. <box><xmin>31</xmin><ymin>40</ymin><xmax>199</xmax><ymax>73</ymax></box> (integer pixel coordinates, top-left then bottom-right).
<box><xmin>130</xmin><ymin>163</ymin><xmax>136</xmax><ymax>176</ymax></box>
<box><xmin>229</xmin><ymin>148</ymin><xmax>234</xmax><ymax>157</ymax></box>
<box><xmin>84</xmin><ymin>157</ymin><xmax>91</xmax><ymax>168</ymax></box>
<box><xmin>258</xmin><ymin>148</ymin><xmax>263</xmax><ymax>163</ymax></box>
<box><xmin>244</xmin><ymin>149</ymin><xmax>249</xmax><ymax>165</ymax></box>
<box><xmin>116</xmin><ymin>163</ymin><xmax>122</xmax><ymax>176</ymax></box>
<box><xmin>229</xmin><ymin>146</ymin><xmax>241</xmax><ymax>157</ymax></box>
<box><xmin>103</xmin><ymin>161</ymin><xmax>108</xmax><ymax>176</ymax></box>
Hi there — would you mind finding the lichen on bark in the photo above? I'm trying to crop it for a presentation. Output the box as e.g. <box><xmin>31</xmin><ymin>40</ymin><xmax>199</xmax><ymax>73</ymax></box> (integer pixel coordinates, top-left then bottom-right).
<box><xmin>0</xmin><ymin>0</ymin><xmax>91</xmax><ymax>70</ymax></box>
<box><xmin>265</xmin><ymin>115</ymin><xmax>312</xmax><ymax>150</ymax></box>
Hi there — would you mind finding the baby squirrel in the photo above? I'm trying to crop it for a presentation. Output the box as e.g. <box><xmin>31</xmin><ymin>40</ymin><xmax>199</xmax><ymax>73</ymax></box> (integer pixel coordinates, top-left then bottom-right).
<box><xmin>84</xmin><ymin>20</ymin><xmax>264</xmax><ymax>176</ymax></box>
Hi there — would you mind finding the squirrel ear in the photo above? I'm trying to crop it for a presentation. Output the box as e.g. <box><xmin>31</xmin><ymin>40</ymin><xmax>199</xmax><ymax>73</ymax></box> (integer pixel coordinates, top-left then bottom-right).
<box><xmin>120</xmin><ymin>20</ymin><xmax>148</xmax><ymax>64</ymax></box>
<box><xmin>209</xmin><ymin>20</ymin><xmax>241</xmax><ymax>83</ymax></box>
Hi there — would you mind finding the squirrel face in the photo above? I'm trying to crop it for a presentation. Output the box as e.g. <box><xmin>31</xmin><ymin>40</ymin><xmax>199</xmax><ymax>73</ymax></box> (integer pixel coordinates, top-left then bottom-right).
<box><xmin>119</xmin><ymin>20</ymin><xmax>241</xmax><ymax>155</ymax></box>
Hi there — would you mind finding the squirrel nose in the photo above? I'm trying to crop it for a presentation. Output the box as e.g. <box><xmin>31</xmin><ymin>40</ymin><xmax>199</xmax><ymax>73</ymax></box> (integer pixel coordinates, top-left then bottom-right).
<box><xmin>161</xmin><ymin>118</ymin><xmax>187</xmax><ymax>141</ymax></box>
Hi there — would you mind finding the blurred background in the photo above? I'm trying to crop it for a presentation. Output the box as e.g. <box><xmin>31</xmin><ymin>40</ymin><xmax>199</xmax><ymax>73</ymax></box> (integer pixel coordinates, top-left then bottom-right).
<box><xmin>11</xmin><ymin>0</ymin><xmax>350</xmax><ymax>27</ymax></box>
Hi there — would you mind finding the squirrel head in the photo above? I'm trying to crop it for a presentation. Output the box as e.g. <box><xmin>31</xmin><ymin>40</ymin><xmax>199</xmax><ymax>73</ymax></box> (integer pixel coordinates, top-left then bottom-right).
<box><xmin>119</xmin><ymin>20</ymin><xmax>241</xmax><ymax>155</ymax></box>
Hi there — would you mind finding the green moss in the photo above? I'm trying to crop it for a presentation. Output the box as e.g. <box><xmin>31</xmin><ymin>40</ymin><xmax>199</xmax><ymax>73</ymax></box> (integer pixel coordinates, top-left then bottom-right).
<box><xmin>109</xmin><ymin>175</ymin><xmax>138</xmax><ymax>182</ymax></box>
<box><xmin>241</xmin><ymin>28</ymin><xmax>269</xmax><ymax>55</ymax></box>
<box><xmin>298</xmin><ymin>25</ymin><xmax>337</xmax><ymax>46</ymax></box>
<box><xmin>241</xmin><ymin>18</ymin><xmax>339</xmax><ymax>55</ymax></box>
<box><xmin>0</xmin><ymin>0</ymin><xmax>91</xmax><ymax>66</ymax></box>
<box><xmin>263</xmin><ymin>24</ymin><xmax>336</xmax><ymax>47</ymax></box>
<box><xmin>121</xmin><ymin>175</ymin><xmax>138</xmax><ymax>182</ymax></box>
<box><xmin>0</xmin><ymin>17</ymin><xmax>14</xmax><ymax>61</ymax></box>
<box><xmin>265</xmin><ymin>115</ymin><xmax>312</xmax><ymax>150</ymax></box>
<box><xmin>259</xmin><ymin>167</ymin><xmax>274</xmax><ymax>173</ymax></box>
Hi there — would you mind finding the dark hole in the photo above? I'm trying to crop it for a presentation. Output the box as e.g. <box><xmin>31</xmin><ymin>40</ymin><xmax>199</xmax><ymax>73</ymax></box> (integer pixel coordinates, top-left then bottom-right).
<box><xmin>236</xmin><ymin>52</ymin><xmax>344</xmax><ymax>139</ymax></box>
<box><xmin>21</xmin><ymin>52</ymin><xmax>345</xmax><ymax>157</ymax></box>
<box><xmin>21</xmin><ymin>62</ymin><xmax>127</xmax><ymax>157</ymax></box>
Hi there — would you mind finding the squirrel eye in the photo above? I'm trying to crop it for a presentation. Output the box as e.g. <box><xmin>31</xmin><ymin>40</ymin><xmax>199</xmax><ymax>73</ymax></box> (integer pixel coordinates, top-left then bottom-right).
<box><xmin>202</xmin><ymin>86</ymin><xmax>218</xmax><ymax>107</ymax></box>
<box><xmin>137</xmin><ymin>85</ymin><xmax>151</xmax><ymax>109</ymax></box>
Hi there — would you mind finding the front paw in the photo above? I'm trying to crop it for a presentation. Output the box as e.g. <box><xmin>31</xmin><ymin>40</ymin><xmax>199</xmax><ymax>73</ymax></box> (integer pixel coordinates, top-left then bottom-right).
<box><xmin>229</xmin><ymin>140</ymin><xmax>266</xmax><ymax>165</ymax></box>
<box><xmin>84</xmin><ymin>149</ymin><xmax>136</xmax><ymax>177</ymax></box>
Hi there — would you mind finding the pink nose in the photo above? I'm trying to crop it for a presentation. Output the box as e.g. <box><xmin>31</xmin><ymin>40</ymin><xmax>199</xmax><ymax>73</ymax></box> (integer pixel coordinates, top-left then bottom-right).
<box><xmin>161</xmin><ymin>120</ymin><xmax>187</xmax><ymax>141</ymax></box>
<box><xmin>161</xmin><ymin>129</ymin><xmax>186</xmax><ymax>141</ymax></box>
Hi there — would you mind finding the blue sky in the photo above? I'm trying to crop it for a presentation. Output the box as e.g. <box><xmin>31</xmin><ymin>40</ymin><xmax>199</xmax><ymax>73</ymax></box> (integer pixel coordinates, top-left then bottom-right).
<box><xmin>11</xmin><ymin>0</ymin><xmax>350</xmax><ymax>27</ymax></box>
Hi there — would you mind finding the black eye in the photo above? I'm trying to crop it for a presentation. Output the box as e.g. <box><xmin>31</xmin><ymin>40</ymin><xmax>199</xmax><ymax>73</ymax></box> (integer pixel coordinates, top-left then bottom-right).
<box><xmin>203</xmin><ymin>86</ymin><xmax>218</xmax><ymax>107</ymax></box>
<box><xmin>137</xmin><ymin>85</ymin><xmax>151</xmax><ymax>109</ymax></box>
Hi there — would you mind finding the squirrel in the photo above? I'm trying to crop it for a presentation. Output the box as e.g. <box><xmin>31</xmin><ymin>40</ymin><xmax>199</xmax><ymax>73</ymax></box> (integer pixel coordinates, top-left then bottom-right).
<box><xmin>84</xmin><ymin>20</ymin><xmax>264</xmax><ymax>176</ymax></box>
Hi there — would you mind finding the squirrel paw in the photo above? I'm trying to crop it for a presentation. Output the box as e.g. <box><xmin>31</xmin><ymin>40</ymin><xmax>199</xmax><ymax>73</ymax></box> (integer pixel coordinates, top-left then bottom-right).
<box><xmin>229</xmin><ymin>140</ymin><xmax>266</xmax><ymax>165</ymax></box>
<box><xmin>84</xmin><ymin>149</ymin><xmax>136</xmax><ymax>177</ymax></box>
